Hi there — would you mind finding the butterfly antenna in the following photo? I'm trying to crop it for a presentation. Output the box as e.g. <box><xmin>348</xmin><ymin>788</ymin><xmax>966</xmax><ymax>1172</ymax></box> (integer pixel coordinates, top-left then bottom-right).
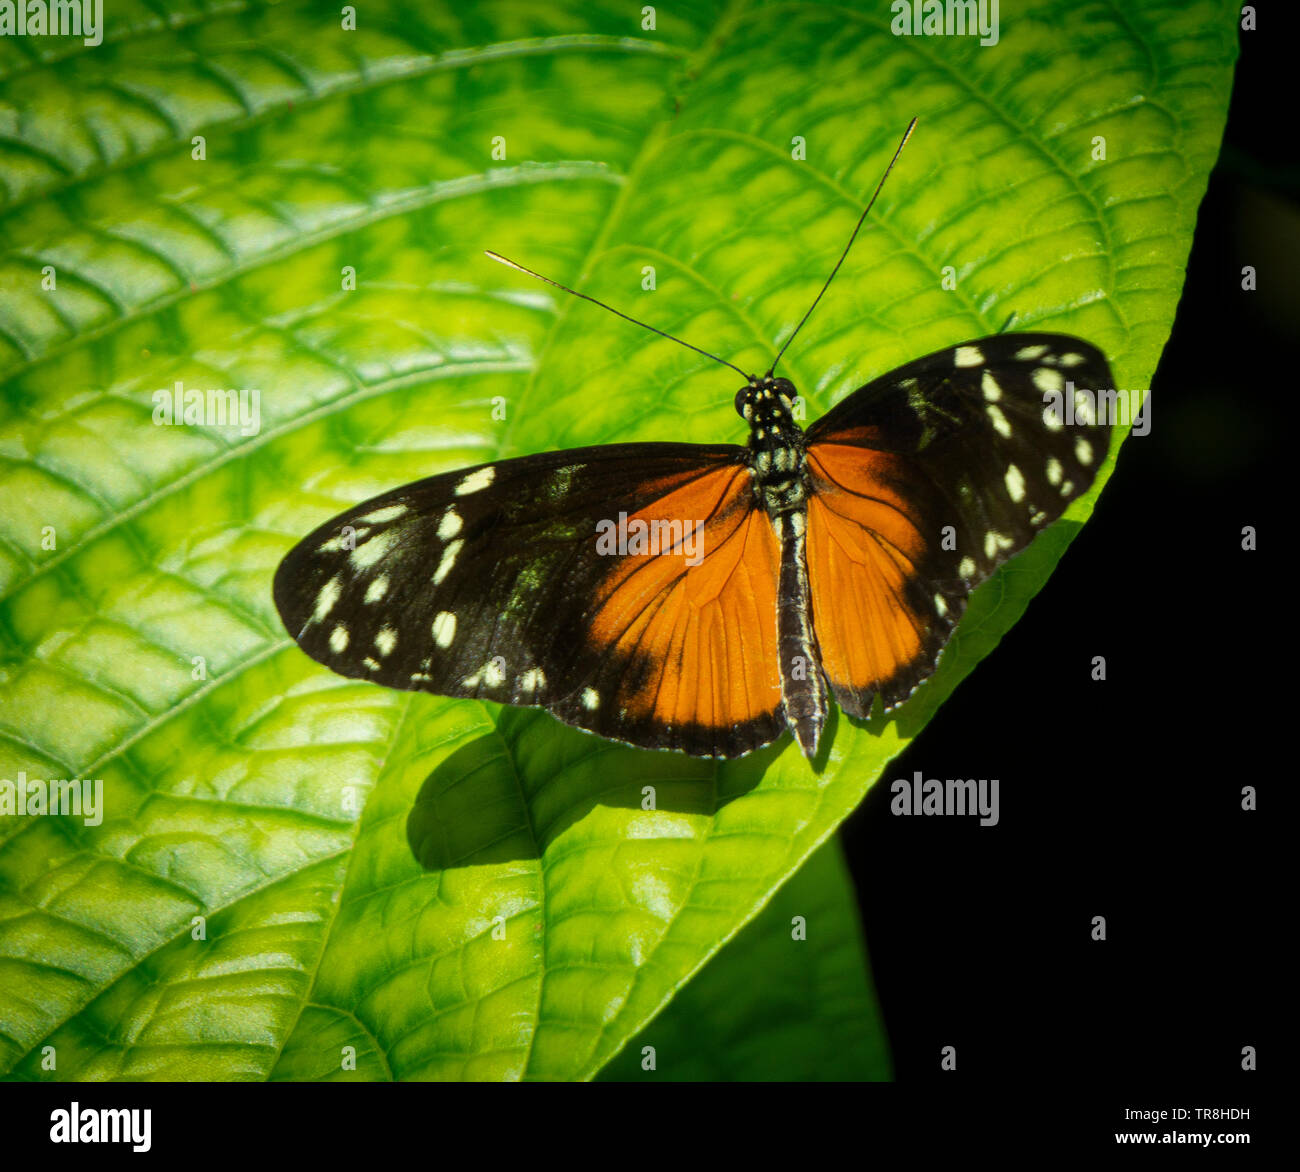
<box><xmin>485</xmin><ymin>251</ymin><xmax>750</xmax><ymax>379</ymax></box>
<box><xmin>768</xmin><ymin>116</ymin><xmax>918</xmax><ymax>376</ymax></box>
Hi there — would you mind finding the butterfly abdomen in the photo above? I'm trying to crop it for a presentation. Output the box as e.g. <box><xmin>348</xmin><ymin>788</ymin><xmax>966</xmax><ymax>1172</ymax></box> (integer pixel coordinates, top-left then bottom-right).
<box><xmin>773</xmin><ymin>507</ymin><xmax>827</xmax><ymax>759</ymax></box>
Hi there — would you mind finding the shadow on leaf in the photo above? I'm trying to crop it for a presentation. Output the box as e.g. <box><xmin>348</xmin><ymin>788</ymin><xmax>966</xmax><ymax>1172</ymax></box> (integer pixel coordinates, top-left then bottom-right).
<box><xmin>406</xmin><ymin>704</ymin><xmax>802</xmax><ymax>869</ymax></box>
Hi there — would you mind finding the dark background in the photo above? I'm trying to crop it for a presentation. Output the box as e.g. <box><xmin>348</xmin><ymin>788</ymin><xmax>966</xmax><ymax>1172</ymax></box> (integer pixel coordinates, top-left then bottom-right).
<box><xmin>842</xmin><ymin>21</ymin><xmax>1282</xmax><ymax>1088</ymax></box>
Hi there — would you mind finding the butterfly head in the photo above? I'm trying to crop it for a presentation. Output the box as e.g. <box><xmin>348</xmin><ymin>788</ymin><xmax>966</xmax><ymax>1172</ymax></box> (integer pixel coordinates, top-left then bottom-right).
<box><xmin>735</xmin><ymin>374</ymin><xmax>801</xmax><ymax>448</ymax></box>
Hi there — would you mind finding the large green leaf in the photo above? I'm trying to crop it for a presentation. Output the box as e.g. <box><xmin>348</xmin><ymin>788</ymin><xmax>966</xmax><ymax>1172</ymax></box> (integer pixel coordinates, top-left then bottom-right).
<box><xmin>0</xmin><ymin>0</ymin><xmax>1237</xmax><ymax>1080</ymax></box>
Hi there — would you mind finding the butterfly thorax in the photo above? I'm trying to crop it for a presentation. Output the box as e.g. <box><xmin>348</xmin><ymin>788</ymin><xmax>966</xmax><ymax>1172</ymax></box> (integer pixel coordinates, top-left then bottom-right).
<box><xmin>736</xmin><ymin>375</ymin><xmax>809</xmax><ymax>513</ymax></box>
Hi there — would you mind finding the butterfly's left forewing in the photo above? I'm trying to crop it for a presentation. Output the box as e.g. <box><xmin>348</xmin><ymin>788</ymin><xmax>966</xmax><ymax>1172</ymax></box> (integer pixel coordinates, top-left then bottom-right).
<box><xmin>803</xmin><ymin>333</ymin><xmax>1113</xmax><ymax>717</ymax></box>
<box><xmin>273</xmin><ymin>442</ymin><xmax>785</xmax><ymax>757</ymax></box>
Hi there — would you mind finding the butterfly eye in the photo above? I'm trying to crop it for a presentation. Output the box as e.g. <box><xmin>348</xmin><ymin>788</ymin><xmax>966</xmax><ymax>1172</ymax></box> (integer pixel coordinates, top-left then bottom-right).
<box><xmin>734</xmin><ymin>387</ymin><xmax>750</xmax><ymax>417</ymax></box>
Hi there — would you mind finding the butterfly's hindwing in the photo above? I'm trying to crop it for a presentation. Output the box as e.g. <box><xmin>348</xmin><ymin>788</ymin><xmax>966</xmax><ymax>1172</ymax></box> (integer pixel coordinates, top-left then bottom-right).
<box><xmin>273</xmin><ymin>442</ymin><xmax>785</xmax><ymax>757</ymax></box>
<box><xmin>804</xmin><ymin>332</ymin><xmax>1113</xmax><ymax>716</ymax></box>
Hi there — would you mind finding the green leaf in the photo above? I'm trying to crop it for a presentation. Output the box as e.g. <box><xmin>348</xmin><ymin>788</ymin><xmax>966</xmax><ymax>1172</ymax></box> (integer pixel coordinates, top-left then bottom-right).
<box><xmin>0</xmin><ymin>0</ymin><xmax>1238</xmax><ymax>1080</ymax></box>
<box><xmin>597</xmin><ymin>836</ymin><xmax>890</xmax><ymax>1081</ymax></box>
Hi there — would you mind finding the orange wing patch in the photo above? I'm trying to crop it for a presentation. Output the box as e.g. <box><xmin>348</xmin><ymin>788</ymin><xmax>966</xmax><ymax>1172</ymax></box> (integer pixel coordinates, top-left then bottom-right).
<box><xmin>806</xmin><ymin>444</ymin><xmax>932</xmax><ymax>713</ymax></box>
<box><xmin>588</xmin><ymin>466</ymin><xmax>783</xmax><ymax>733</ymax></box>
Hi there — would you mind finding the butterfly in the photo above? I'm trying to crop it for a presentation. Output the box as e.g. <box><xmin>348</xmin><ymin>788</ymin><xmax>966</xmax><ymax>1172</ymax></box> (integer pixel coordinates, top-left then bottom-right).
<box><xmin>273</xmin><ymin>120</ymin><xmax>1112</xmax><ymax>761</ymax></box>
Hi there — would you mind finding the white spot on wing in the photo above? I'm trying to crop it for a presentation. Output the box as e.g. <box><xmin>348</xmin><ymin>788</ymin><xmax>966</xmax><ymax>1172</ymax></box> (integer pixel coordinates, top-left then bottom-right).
<box><xmin>981</xmin><ymin>371</ymin><xmax>1001</xmax><ymax>401</ymax></box>
<box><xmin>1075</xmin><ymin>436</ymin><xmax>1094</xmax><ymax>466</ymax></box>
<box><xmin>329</xmin><ymin>625</ymin><xmax>349</xmax><ymax>653</ymax></box>
<box><xmin>1004</xmin><ymin>464</ymin><xmax>1025</xmax><ymax>503</ymax></box>
<box><xmin>582</xmin><ymin>687</ymin><xmax>600</xmax><ymax>711</ymax></box>
<box><xmin>959</xmin><ymin>556</ymin><xmax>976</xmax><ymax>579</ymax></box>
<box><xmin>1033</xmin><ymin>367</ymin><xmax>1064</xmax><ymax>394</ymax></box>
<box><xmin>1059</xmin><ymin>352</ymin><xmax>1086</xmax><ymax>367</ymax></box>
<box><xmin>437</xmin><ymin>509</ymin><xmax>463</xmax><ymax>540</ymax></box>
<box><xmin>462</xmin><ymin>658</ymin><xmax>505</xmax><ymax>689</ymax></box>
<box><xmin>320</xmin><ymin>526</ymin><xmax>368</xmax><ymax>553</ymax></box>
<box><xmin>1016</xmin><ymin>344</ymin><xmax>1048</xmax><ymax>361</ymax></box>
<box><xmin>350</xmin><ymin>530</ymin><xmax>396</xmax><ymax>570</ymax></box>
<box><xmin>984</xmin><ymin>531</ymin><xmax>1015</xmax><ymax>560</ymax></box>
<box><xmin>455</xmin><ymin>467</ymin><xmax>496</xmax><ymax>496</ymax></box>
<box><xmin>954</xmin><ymin>345</ymin><xmax>983</xmax><ymax>368</ymax></box>
<box><xmin>432</xmin><ymin>611</ymin><xmax>457</xmax><ymax>648</ymax></box>
<box><xmin>934</xmin><ymin>594</ymin><xmax>948</xmax><ymax>617</ymax></box>
<box><xmin>375</xmin><ymin>627</ymin><xmax>397</xmax><ymax>656</ymax></box>
<box><xmin>1047</xmin><ymin>458</ymin><xmax>1063</xmax><ymax>485</ymax></box>
<box><xmin>364</xmin><ymin>576</ymin><xmax>388</xmax><ymax>604</ymax></box>
<box><xmin>433</xmin><ymin>539</ymin><xmax>463</xmax><ymax>585</ymax></box>
<box><xmin>313</xmin><ymin>576</ymin><xmax>342</xmax><ymax>623</ymax></box>
<box><xmin>358</xmin><ymin>504</ymin><xmax>407</xmax><ymax>525</ymax></box>
<box><xmin>986</xmin><ymin>403</ymin><xmax>1012</xmax><ymax>438</ymax></box>
<box><xmin>520</xmin><ymin>667</ymin><xmax>545</xmax><ymax>693</ymax></box>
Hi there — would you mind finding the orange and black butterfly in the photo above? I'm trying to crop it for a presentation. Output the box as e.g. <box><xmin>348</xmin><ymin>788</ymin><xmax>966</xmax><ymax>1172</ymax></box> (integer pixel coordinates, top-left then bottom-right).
<box><xmin>273</xmin><ymin>121</ymin><xmax>1111</xmax><ymax>761</ymax></box>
